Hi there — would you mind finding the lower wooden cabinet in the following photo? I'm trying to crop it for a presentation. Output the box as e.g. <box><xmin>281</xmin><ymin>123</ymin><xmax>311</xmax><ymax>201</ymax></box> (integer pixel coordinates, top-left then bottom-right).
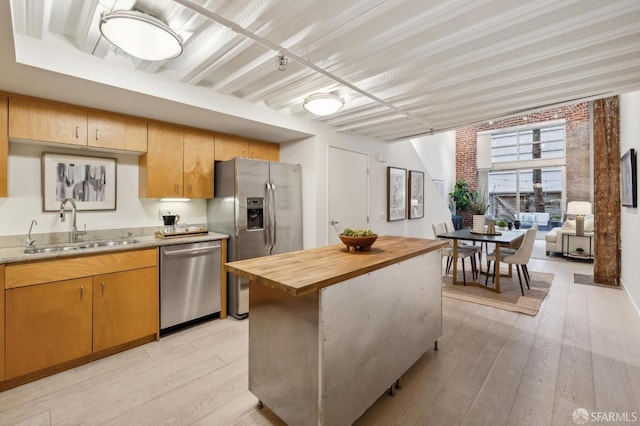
<box><xmin>2</xmin><ymin>249</ymin><xmax>158</xmax><ymax>385</ymax></box>
<box><xmin>5</xmin><ymin>278</ymin><xmax>93</xmax><ymax>379</ymax></box>
<box><xmin>93</xmin><ymin>267</ymin><xmax>157</xmax><ymax>352</ymax></box>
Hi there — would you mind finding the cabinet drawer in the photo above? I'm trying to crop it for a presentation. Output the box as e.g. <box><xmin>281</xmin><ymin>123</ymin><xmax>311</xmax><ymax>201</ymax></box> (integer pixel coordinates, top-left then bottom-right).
<box><xmin>5</xmin><ymin>248</ymin><xmax>157</xmax><ymax>289</ymax></box>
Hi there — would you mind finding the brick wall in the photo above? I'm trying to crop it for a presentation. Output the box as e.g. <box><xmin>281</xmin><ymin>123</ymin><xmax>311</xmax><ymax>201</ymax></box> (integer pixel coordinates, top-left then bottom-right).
<box><xmin>455</xmin><ymin>104</ymin><xmax>590</xmax><ymax>202</ymax></box>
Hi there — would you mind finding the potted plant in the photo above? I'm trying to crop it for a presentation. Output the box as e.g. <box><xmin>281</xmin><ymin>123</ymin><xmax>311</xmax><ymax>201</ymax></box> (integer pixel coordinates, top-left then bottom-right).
<box><xmin>468</xmin><ymin>190</ymin><xmax>489</xmax><ymax>233</ymax></box>
<box><xmin>496</xmin><ymin>219</ymin><xmax>508</xmax><ymax>230</ymax></box>
<box><xmin>448</xmin><ymin>177</ymin><xmax>472</xmax><ymax>214</ymax></box>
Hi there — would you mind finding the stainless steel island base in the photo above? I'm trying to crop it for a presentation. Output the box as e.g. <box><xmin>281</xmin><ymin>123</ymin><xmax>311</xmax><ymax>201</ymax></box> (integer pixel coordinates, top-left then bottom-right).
<box><xmin>248</xmin><ymin>251</ymin><xmax>442</xmax><ymax>425</ymax></box>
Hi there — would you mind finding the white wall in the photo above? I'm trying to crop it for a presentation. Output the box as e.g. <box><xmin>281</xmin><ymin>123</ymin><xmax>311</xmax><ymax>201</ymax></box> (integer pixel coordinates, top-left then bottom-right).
<box><xmin>620</xmin><ymin>90</ymin><xmax>640</xmax><ymax>314</ymax></box>
<box><xmin>412</xmin><ymin>131</ymin><xmax>457</xmax><ymax>212</ymax></box>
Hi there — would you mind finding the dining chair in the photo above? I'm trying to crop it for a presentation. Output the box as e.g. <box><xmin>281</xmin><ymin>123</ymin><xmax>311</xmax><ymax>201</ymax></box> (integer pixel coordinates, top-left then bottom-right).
<box><xmin>433</xmin><ymin>222</ymin><xmax>477</xmax><ymax>284</ymax></box>
<box><xmin>484</xmin><ymin>227</ymin><xmax>537</xmax><ymax>295</ymax></box>
<box><xmin>445</xmin><ymin>219</ymin><xmax>483</xmax><ymax>269</ymax></box>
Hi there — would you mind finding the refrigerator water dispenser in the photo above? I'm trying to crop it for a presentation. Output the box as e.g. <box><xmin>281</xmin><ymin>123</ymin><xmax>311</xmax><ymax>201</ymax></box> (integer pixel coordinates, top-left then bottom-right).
<box><xmin>247</xmin><ymin>197</ymin><xmax>264</xmax><ymax>230</ymax></box>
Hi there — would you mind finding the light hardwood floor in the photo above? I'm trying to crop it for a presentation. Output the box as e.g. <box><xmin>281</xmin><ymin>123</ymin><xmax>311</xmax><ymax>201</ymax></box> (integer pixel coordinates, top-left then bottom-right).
<box><xmin>1</xmin><ymin>249</ymin><xmax>639</xmax><ymax>426</ymax></box>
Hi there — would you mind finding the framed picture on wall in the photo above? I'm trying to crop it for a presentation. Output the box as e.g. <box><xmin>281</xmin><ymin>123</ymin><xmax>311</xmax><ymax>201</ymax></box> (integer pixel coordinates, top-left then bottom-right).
<box><xmin>409</xmin><ymin>170</ymin><xmax>424</xmax><ymax>219</ymax></box>
<box><xmin>387</xmin><ymin>166</ymin><xmax>407</xmax><ymax>221</ymax></box>
<box><xmin>42</xmin><ymin>153</ymin><xmax>117</xmax><ymax>211</ymax></box>
<box><xmin>621</xmin><ymin>148</ymin><xmax>637</xmax><ymax>207</ymax></box>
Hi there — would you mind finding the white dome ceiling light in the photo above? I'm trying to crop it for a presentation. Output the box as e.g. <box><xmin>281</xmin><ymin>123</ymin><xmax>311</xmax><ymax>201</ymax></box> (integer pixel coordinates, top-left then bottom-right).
<box><xmin>303</xmin><ymin>93</ymin><xmax>345</xmax><ymax>116</ymax></box>
<box><xmin>99</xmin><ymin>10</ymin><xmax>183</xmax><ymax>61</ymax></box>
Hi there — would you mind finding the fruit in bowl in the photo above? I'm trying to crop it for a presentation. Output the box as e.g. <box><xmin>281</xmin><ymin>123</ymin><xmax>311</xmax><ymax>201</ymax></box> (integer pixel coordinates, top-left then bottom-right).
<box><xmin>339</xmin><ymin>228</ymin><xmax>378</xmax><ymax>252</ymax></box>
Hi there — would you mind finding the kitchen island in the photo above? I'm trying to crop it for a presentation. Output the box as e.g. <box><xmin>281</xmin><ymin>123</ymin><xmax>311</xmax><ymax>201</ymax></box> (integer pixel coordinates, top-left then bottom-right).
<box><xmin>225</xmin><ymin>235</ymin><xmax>446</xmax><ymax>426</ymax></box>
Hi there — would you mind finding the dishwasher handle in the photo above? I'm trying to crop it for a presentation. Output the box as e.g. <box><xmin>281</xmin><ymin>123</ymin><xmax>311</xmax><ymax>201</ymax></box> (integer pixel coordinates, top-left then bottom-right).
<box><xmin>162</xmin><ymin>245</ymin><xmax>220</xmax><ymax>256</ymax></box>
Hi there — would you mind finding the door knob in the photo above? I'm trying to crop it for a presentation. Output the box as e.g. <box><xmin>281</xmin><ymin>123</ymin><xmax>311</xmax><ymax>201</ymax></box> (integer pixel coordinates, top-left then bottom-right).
<box><xmin>330</xmin><ymin>220</ymin><xmax>340</xmax><ymax>225</ymax></box>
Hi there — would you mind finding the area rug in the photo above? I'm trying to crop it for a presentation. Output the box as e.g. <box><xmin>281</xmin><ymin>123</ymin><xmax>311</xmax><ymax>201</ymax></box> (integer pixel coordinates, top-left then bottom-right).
<box><xmin>442</xmin><ymin>270</ymin><xmax>553</xmax><ymax>316</ymax></box>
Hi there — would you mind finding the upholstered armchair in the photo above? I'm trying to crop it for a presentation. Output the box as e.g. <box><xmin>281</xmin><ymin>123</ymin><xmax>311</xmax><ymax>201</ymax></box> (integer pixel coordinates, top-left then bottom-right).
<box><xmin>544</xmin><ymin>201</ymin><xmax>593</xmax><ymax>255</ymax></box>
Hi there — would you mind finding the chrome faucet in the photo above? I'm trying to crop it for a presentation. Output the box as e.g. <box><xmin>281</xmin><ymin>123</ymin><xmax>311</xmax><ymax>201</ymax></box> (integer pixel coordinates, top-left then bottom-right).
<box><xmin>26</xmin><ymin>219</ymin><xmax>37</xmax><ymax>247</ymax></box>
<box><xmin>59</xmin><ymin>198</ymin><xmax>81</xmax><ymax>243</ymax></box>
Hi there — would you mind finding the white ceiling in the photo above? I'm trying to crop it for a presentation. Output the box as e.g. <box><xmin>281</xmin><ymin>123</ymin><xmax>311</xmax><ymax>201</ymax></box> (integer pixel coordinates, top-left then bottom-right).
<box><xmin>8</xmin><ymin>0</ymin><xmax>640</xmax><ymax>142</ymax></box>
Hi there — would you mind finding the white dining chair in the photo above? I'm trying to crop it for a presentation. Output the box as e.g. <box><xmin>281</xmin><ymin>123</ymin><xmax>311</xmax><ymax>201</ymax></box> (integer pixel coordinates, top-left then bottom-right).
<box><xmin>433</xmin><ymin>222</ymin><xmax>477</xmax><ymax>284</ymax></box>
<box><xmin>445</xmin><ymin>219</ymin><xmax>483</xmax><ymax>269</ymax></box>
<box><xmin>484</xmin><ymin>227</ymin><xmax>537</xmax><ymax>295</ymax></box>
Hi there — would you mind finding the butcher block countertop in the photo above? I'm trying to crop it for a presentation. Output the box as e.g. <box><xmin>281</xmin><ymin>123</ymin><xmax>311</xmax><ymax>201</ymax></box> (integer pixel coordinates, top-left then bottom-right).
<box><xmin>224</xmin><ymin>235</ymin><xmax>446</xmax><ymax>297</ymax></box>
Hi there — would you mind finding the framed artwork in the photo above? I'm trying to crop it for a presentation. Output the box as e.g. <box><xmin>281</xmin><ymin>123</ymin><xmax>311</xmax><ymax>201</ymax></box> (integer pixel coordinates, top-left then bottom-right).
<box><xmin>409</xmin><ymin>170</ymin><xmax>424</xmax><ymax>219</ymax></box>
<box><xmin>621</xmin><ymin>148</ymin><xmax>637</xmax><ymax>207</ymax></box>
<box><xmin>387</xmin><ymin>166</ymin><xmax>407</xmax><ymax>221</ymax></box>
<box><xmin>42</xmin><ymin>152</ymin><xmax>117</xmax><ymax>211</ymax></box>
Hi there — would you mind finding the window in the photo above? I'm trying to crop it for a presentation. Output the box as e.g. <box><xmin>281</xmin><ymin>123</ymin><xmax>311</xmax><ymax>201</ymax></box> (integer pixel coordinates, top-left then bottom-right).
<box><xmin>491</xmin><ymin>125</ymin><xmax>564</xmax><ymax>163</ymax></box>
<box><xmin>481</xmin><ymin>123</ymin><xmax>566</xmax><ymax>231</ymax></box>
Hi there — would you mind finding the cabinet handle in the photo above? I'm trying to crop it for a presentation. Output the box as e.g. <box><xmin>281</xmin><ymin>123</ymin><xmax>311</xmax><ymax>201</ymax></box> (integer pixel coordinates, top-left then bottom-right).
<box><xmin>80</xmin><ymin>286</ymin><xmax>84</xmax><ymax>300</ymax></box>
<box><xmin>251</xmin><ymin>152</ymin><xmax>256</xmax><ymax>159</ymax></box>
<box><xmin>75</xmin><ymin>126</ymin><xmax>79</xmax><ymax>139</ymax></box>
<box><xmin>175</xmin><ymin>184</ymin><xmax>180</xmax><ymax>193</ymax></box>
<box><xmin>188</xmin><ymin>184</ymin><xmax>192</xmax><ymax>193</ymax></box>
<box><xmin>243</xmin><ymin>150</ymin><xmax>246</xmax><ymax>158</ymax></box>
<box><xmin>95</xmin><ymin>129</ymin><xmax>99</xmax><ymax>140</ymax></box>
<box><xmin>101</xmin><ymin>282</ymin><xmax>105</xmax><ymax>296</ymax></box>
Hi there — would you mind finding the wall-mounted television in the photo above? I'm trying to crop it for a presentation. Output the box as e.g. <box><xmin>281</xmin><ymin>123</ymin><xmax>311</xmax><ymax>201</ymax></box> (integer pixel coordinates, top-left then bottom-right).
<box><xmin>621</xmin><ymin>148</ymin><xmax>637</xmax><ymax>207</ymax></box>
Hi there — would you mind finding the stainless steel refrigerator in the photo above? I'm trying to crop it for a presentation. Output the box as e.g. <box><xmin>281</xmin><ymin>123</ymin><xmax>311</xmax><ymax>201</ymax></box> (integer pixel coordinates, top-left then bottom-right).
<box><xmin>207</xmin><ymin>158</ymin><xmax>302</xmax><ymax>319</ymax></box>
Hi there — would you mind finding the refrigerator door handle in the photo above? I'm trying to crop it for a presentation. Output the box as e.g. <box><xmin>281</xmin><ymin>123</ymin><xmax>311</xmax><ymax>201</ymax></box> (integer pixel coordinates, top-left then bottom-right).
<box><xmin>265</xmin><ymin>182</ymin><xmax>272</xmax><ymax>252</ymax></box>
<box><xmin>271</xmin><ymin>182</ymin><xmax>277</xmax><ymax>249</ymax></box>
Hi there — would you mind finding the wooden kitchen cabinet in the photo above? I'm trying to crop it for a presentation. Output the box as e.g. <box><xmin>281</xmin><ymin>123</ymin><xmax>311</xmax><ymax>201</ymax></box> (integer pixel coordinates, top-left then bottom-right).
<box><xmin>139</xmin><ymin>121</ymin><xmax>184</xmax><ymax>198</ymax></box>
<box><xmin>0</xmin><ymin>95</ymin><xmax>8</xmax><ymax>197</ymax></box>
<box><xmin>215</xmin><ymin>132</ymin><xmax>279</xmax><ymax>161</ymax></box>
<box><xmin>8</xmin><ymin>96</ymin><xmax>88</xmax><ymax>146</ymax></box>
<box><xmin>248</xmin><ymin>138</ymin><xmax>280</xmax><ymax>161</ymax></box>
<box><xmin>5</xmin><ymin>277</ymin><xmax>93</xmax><ymax>379</ymax></box>
<box><xmin>183</xmin><ymin>127</ymin><xmax>214</xmax><ymax>198</ymax></box>
<box><xmin>140</xmin><ymin>123</ymin><xmax>215</xmax><ymax>198</ymax></box>
<box><xmin>215</xmin><ymin>132</ymin><xmax>246</xmax><ymax>161</ymax></box>
<box><xmin>2</xmin><ymin>249</ymin><xmax>158</xmax><ymax>387</ymax></box>
<box><xmin>93</xmin><ymin>267</ymin><xmax>157</xmax><ymax>352</ymax></box>
<box><xmin>88</xmin><ymin>110</ymin><xmax>147</xmax><ymax>152</ymax></box>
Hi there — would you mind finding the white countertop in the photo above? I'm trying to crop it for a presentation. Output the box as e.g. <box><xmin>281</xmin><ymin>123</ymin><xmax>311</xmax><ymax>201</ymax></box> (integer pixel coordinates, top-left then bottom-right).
<box><xmin>0</xmin><ymin>232</ymin><xmax>229</xmax><ymax>264</ymax></box>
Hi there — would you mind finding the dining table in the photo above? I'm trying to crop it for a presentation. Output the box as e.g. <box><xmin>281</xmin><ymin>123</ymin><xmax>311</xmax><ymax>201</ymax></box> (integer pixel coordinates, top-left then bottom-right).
<box><xmin>437</xmin><ymin>227</ymin><xmax>525</xmax><ymax>293</ymax></box>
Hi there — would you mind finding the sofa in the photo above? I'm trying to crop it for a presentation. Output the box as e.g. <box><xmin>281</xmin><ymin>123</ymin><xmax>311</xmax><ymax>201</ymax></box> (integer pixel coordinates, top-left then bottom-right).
<box><xmin>545</xmin><ymin>215</ymin><xmax>594</xmax><ymax>255</ymax></box>
<box><xmin>520</xmin><ymin>212</ymin><xmax>550</xmax><ymax>230</ymax></box>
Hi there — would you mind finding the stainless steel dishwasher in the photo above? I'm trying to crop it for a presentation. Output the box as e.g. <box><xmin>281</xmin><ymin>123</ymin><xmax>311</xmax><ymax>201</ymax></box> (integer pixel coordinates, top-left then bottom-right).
<box><xmin>160</xmin><ymin>240</ymin><xmax>221</xmax><ymax>332</ymax></box>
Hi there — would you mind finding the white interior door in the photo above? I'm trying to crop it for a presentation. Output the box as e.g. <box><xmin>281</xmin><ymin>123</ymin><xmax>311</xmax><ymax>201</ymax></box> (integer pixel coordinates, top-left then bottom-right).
<box><xmin>328</xmin><ymin>147</ymin><xmax>369</xmax><ymax>244</ymax></box>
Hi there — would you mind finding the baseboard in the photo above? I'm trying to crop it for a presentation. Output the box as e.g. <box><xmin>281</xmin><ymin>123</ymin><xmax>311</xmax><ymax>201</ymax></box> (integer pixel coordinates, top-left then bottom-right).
<box><xmin>620</xmin><ymin>278</ymin><xmax>640</xmax><ymax>320</ymax></box>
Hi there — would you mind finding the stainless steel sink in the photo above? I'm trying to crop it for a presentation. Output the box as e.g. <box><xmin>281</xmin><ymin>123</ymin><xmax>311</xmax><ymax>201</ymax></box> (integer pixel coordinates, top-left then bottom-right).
<box><xmin>24</xmin><ymin>239</ymin><xmax>139</xmax><ymax>254</ymax></box>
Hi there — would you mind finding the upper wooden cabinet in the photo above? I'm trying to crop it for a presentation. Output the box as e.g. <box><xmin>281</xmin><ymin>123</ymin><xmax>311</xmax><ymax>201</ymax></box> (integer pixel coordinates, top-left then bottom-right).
<box><xmin>8</xmin><ymin>96</ymin><xmax>147</xmax><ymax>153</ymax></box>
<box><xmin>140</xmin><ymin>121</ymin><xmax>184</xmax><ymax>198</ymax></box>
<box><xmin>215</xmin><ymin>132</ymin><xmax>246</xmax><ymax>161</ymax></box>
<box><xmin>184</xmin><ymin>127</ymin><xmax>214</xmax><ymax>198</ymax></box>
<box><xmin>1</xmin><ymin>95</ymin><xmax>8</xmax><ymax>198</ymax></box>
<box><xmin>87</xmin><ymin>111</ymin><xmax>147</xmax><ymax>152</ymax></box>
<box><xmin>215</xmin><ymin>132</ymin><xmax>279</xmax><ymax>162</ymax></box>
<box><xmin>8</xmin><ymin>96</ymin><xmax>88</xmax><ymax>146</ymax></box>
<box><xmin>140</xmin><ymin>123</ymin><xmax>214</xmax><ymax>198</ymax></box>
<box><xmin>248</xmin><ymin>138</ymin><xmax>280</xmax><ymax>161</ymax></box>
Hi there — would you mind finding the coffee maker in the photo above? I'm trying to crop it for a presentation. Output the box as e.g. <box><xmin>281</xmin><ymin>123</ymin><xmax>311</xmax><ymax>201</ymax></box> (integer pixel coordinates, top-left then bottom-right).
<box><xmin>162</xmin><ymin>214</ymin><xmax>180</xmax><ymax>234</ymax></box>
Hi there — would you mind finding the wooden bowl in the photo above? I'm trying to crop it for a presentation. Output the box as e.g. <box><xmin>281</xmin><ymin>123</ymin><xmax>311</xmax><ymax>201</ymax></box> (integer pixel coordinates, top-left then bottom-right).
<box><xmin>339</xmin><ymin>234</ymin><xmax>378</xmax><ymax>252</ymax></box>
